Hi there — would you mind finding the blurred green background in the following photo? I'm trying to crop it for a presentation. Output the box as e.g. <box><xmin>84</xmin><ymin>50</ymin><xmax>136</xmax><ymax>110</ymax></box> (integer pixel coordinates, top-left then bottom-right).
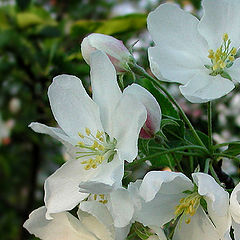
<box><xmin>0</xmin><ymin>0</ymin><xmax>239</xmax><ymax>239</ymax></box>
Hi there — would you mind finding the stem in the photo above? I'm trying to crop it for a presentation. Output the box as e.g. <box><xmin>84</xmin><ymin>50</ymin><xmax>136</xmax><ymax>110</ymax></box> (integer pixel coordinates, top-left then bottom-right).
<box><xmin>209</xmin><ymin>163</ymin><xmax>221</xmax><ymax>185</ymax></box>
<box><xmin>207</xmin><ymin>101</ymin><xmax>213</xmax><ymax>151</ymax></box>
<box><xmin>213</xmin><ymin>141</ymin><xmax>240</xmax><ymax>150</ymax></box>
<box><xmin>126</xmin><ymin>145</ymin><xmax>208</xmax><ymax>169</ymax></box>
<box><xmin>213</xmin><ymin>153</ymin><xmax>240</xmax><ymax>163</ymax></box>
<box><xmin>130</xmin><ymin>63</ymin><xmax>206</xmax><ymax>149</ymax></box>
<box><xmin>204</xmin><ymin>158</ymin><xmax>211</xmax><ymax>173</ymax></box>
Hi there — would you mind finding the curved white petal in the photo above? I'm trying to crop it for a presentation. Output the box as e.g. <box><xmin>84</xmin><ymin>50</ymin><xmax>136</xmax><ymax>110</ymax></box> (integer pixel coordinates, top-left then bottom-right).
<box><xmin>230</xmin><ymin>182</ymin><xmax>240</xmax><ymax>223</ymax></box>
<box><xmin>44</xmin><ymin>159</ymin><xmax>91</xmax><ymax>219</ymax></box>
<box><xmin>108</xmin><ymin>188</ymin><xmax>134</xmax><ymax>228</ymax></box>
<box><xmin>79</xmin><ymin>155</ymin><xmax>124</xmax><ymax>194</ymax></box>
<box><xmin>228</xmin><ymin>58</ymin><xmax>240</xmax><ymax>83</ymax></box>
<box><xmin>150</xmin><ymin>226</ymin><xmax>167</xmax><ymax>240</ymax></box>
<box><xmin>147</xmin><ymin>3</ymin><xmax>208</xmax><ymax>84</ymax></box>
<box><xmin>23</xmin><ymin>206</ymin><xmax>96</xmax><ymax>240</ymax></box>
<box><xmin>115</xmin><ymin>225</ymin><xmax>131</xmax><ymax>240</ymax></box>
<box><xmin>198</xmin><ymin>0</ymin><xmax>240</xmax><ymax>49</ymax></box>
<box><xmin>179</xmin><ymin>71</ymin><xmax>234</xmax><ymax>103</ymax></box>
<box><xmin>173</xmin><ymin>207</ymin><xmax>219</xmax><ymax>240</ymax></box>
<box><xmin>90</xmin><ymin>51</ymin><xmax>122</xmax><ymax>133</ymax></box>
<box><xmin>139</xmin><ymin>171</ymin><xmax>193</xmax><ymax>202</ymax></box>
<box><xmin>79</xmin><ymin>201</ymin><xmax>115</xmax><ymax>240</ymax></box>
<box><xmin>48</xmin><ymin>74</ymin><xmax>103</xmax><ymax>140</ymax></box>
<box><xmin>192</xmin><ymin>173</ymin><xmax>231</xmax><ymax>239</ymax></box>
<box><xmin>29</xmin><ymin>122</ymin><xmax>77</xmax><ymax>158</ymax></box>
<box><xmin>112</xmin><ymin>94</ymin><xmax>147</xmax><ymax>163</ymax></box>
<box><xmin>232</xmin><ymin>220</ymin><xmax>240</xmax><ymax>240</ymax></box>
<box><xmin>135</xmin><ymin>191</ymin><xmax>183</xmax><ymax>228</ymax></box>
<box><xmin>124</xmin><ymin>84</ymin><xmax>161</xmax><ymax>138</ymax></box>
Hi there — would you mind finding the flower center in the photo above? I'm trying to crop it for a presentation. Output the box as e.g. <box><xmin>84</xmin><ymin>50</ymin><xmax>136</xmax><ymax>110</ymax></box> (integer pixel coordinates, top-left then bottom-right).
<box><xmin>93</xmin><ymin>194</ymin><xmax>108</xmax><ymax>204</ymax></box>
<box><xmin>206</xmin><ymin>33</ymin><xmax>237</xmax><ymax>79</ymax></box>
<box><xmin>76</xmin><ymin>128</ymin><xmax>117</xmax><ymax>170</ymax></box>
<box><xmin>174</xmin><ymin>192</ymin><xmax>202</xmax><ymax>224</ymax></box>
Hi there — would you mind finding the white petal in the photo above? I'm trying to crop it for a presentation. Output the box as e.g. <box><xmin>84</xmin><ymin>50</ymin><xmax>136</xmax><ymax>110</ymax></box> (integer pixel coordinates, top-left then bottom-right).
<box><xmin>115</xmin><ymin>225</ymin><xmax>131</xmax><ymax>240</ymax></box>
<box><xmin>23</xmin><ymin>206</ymin><xmax>96</xmax><ymax>240</ymax></box>
<box><xmin>150</xmin><ymin>226</ymin><xmax>167</xmax><ymax>240</ymax></box>
<box><xmin>90</xmin><ymin>50</ymin><xmax>122</xmax><ymax>133</ymax></box>
<box><xmin>198</xmin><ymin>0</ymin><xmax>240</xmax><ymax>49</ymax></box>
<box><xmin>135</xmin><ymin>191</ymin><xmax>183</xmax><ymax>227</ymax></box>
<box><xmin>79</xmin><ymin>155</ymin><xmax>124</xmax><ymax>194</ymax></box>
<box><xmin>111</xmin><ymin>94</ymin><xmax>147</xmax><ymax>162</ymax></box>
<box><xmin>179</xmin><ymin>71</ymin><xmax>235</xmax><ymax>103</ymax></box>
<box><xmin>147</xmin><ymin>3</ymin><xmax>208</xmax><ymax>84</ymax></box>
<box><xmin>44</xmin><ymin>159</ymin><xmax>93</xmax><ymax>219</ymax></box>
<box><xmin>108</xmin><ymin>188</ymin><xmax>134</xmax><ymax>228</ymax></box>
<box><xmin>139</xmin><ymin>171</ymin><xmax>193</xmax><ymax>202</ymax></box>
<box><xmin>29</xmin><ymin>122</ymin><xmax>77</xmax><ymax>158</ymax></box>
<box><xmin>124</xmin><ymin>84</ymin><xmax>161</xmax><ymax>138</ymax></box>
<box><xmin>173</xmin><ymin>207</ymin><xmax>219</xmax><ymax>240</ymax></box>
<box><xmin>79</xmin><ymin>201</ymin><xmax>115</xmax><ymax>240</ymax></box>
<box><xmin>232</xmin><ymin>220</ymin><xmax>240</xmax><ymax>240</ymax></box>
<box><xmin>48</xmin><ymin>74</ymin><xmax>103</xmax><ymax>140</ymax></box>
<box><xmin>228</xmin><ymin>58</ymin><xmax>240</xmax><ymax>83</ymax></box>
<box><xmin>230</xmin><ymin>182</ymin><xmax>240</xmax><ymax>223</ymax></box>
<box><xmin>192</xmin><ymin>172</ymin><xmax>231</xmax><ymax>239</ymax></box>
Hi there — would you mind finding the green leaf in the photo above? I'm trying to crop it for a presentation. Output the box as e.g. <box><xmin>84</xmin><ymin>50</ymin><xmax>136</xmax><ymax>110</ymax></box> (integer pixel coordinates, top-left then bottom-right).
<box><xmin>137</xmin><ymin>78</ymin><xmax>180</xmax><ymax>119</ymax></box>
<box><xmin>185</xmin><ymin>129</ymin><xmax>208</xmax><ymax>147</ymax></box>
<box><xmin>223</xmin><ymin>141</ymin><xmax>240</xmax><ymax>156</ymax></box>
<box><xmin>71</xmin><ymin>13</ymin><xmax>146</xmax><ymax>37</ymax></box>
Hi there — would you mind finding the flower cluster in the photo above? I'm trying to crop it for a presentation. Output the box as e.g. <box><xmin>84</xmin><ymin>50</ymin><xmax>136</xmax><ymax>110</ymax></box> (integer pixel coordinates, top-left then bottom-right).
<box><xmin>24</xmin><ymin>0</ymin><xmax>240</xmax><ymax>240</ymax></box>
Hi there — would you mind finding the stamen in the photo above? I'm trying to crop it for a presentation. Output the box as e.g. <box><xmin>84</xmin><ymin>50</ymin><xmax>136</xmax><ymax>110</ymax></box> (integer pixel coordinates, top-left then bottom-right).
<box><xmin>174</xmin><ymin>192</ymin><xmax>202</xmax><ymax>225</ymax></box>
<box><xmin>76</xmin><ymin>128</ymin><xmax>117</xmax><ymax>170</ymax></box>
<box><xmin>207</xmin><ymin>33</ymin><xmax>237</xmax><ymax>78</ymax></box>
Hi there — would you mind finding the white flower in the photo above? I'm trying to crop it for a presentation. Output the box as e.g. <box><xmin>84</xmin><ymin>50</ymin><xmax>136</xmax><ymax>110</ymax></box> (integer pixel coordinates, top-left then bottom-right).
<box><xmin>29</xmin><ymin>50</ymin><xmax>160</xmax><ymax>219</ymax></box>
<box><xmin>23</xmin><ymin>201</ymin><xmax>126</xmax><ymax>240</ymax></box>
<box><xmin>81</xmin><ymin>33</ymin><xmax>134</xmax><ymax>72</ymax></box>
<box><xmin>137</xmin><ymin>171</ymin><xmax>231</xmax><ymax>240</ymax></box>
<box><xmin>147</xmin><ymin>0</ymin><xmax>240</xmax><ymax>103</ymax></box>
<box><xmin>230</xmin><ymin>182</ymin><xmax>240</xmax><ymax>239</ymax></box>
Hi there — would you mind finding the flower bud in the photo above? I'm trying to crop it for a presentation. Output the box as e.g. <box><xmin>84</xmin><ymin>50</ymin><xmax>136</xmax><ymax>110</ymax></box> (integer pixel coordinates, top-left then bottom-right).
<box><xmin>81</xmin><ymin>33</ymin><xmax>133</xmax><ymax>72</ymax></box>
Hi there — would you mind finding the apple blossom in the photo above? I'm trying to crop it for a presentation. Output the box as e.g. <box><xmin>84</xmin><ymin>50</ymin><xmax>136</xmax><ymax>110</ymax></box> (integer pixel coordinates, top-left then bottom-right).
<box><xmin>23</xmin><ymin>201</ymin><xmax>125</xmax><ymax>240</ymax></box>
<box><xmin>81</xmin><ymin>33</ymin><xmax>134</xmax><ymax>72</ymax></box>
<box><xmin>147</xmin><ymin>0</ymin><xmax>240</xmax><ymax>103</ymax></box>
<box><xmin>29</xmin><ymin>50</ymin><xmax>161</xmax><ymax>218</ymax></box>
<box><xmin>230</xmin><ymin>182</ymin><xmax>240</xmax><ymax>239</ymax></box>
<box><xmin>137</xmin><ymin>171</ymin><xmax>231</xmax><ymax>240</ymax></box>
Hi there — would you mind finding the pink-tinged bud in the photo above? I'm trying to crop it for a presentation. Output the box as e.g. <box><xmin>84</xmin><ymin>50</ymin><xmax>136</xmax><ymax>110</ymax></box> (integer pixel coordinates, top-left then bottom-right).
<box><xmin>81</xmin><ymin>33</ymin><xmax>133</xmax><ymax>72</ymax></box>
<box><xmin>124</xmin><ymin>84</ymin><xmax>161</xmax><ymax>139</ymax></box>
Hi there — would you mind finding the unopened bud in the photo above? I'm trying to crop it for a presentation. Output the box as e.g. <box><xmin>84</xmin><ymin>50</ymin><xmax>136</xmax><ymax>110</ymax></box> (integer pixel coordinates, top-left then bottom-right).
<box><xmin>81</xmin><ymin>33</ymin><xmax>134</xmax><ymax>72</ymax></box>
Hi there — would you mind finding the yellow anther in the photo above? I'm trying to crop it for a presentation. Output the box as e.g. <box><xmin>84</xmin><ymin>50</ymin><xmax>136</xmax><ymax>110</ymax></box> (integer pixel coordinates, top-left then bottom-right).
<box><xmin>78</xmin><ymin>132</ymin><xmax>84</xmax><ymax>138</ymax></box>
<box><xmin>208</xmin><ymin>49</ymin><xmax>214</xmax><ymax>59</ymax></box>
<box><xmin>99</xmin><ymin>137</ymin><xmax>104</xmax><ymax>142</ymax></box>
<box><xmin>91</xmin><ymin>140</ymin><xmax>98</xmax><ymax>149</ymax></box>
<box><xmin>223</xmin><ymin>33</ymin><xmax>228</xmax><ymax>42</ymax></box>
<box><xmin>98</xmin><ymin>145</ymin><xmax>105</xmax><ymax>151</ymax></box>
<box><xmin>219</xmin><ymin>61</ymin><xmax>226</xmax><ymax>69</ymax></box>
<box><xmin>81</xmin><ymin>160</ymin><xmax>88</xmax><ymax>164</ymax></box>
<box><xmin>85</xmin><ymin>127</ymin><xmax>91</xmax><ymax>136</ymax></box>
<box><xmin>99</xmin><ymin>194</ymin><xmax>105</xmax><ymax>199</ymax></box>
<box><xmin>185</xmin><ymin>218</ymin><xmax>191</xmax><ymax>224</ymax></box>
<box><xmin>78</xmin><ymin>141</ymin><xmax>85</xmax><ymax>146</ymax></box>
<box><xmin>231</xmin><ymin>47</ymin><xmax>237</xmax><ymax>55</ymax></box>
<box><xmin>229</xmin><ymin>56</ymin><xmax>235</xmax><ymax>62</ymax></box>
<box><xmin>94</xmin><ymin>194</ymin><xmax>97</xmax><ymax>200</ymax></box>
<box><xmin>84</xmin><ymin>164</ymin><xmax>91</xmax><ymax>170</ymax></box>
<box><xmin>92</xmin><ymin>163</ymin><xmax>97</xmax><ymax>169</ymax></box>
<box><xmin>96</xmin><ymin>130</ymin><xmax>103</xmax><ymax>139</ymax></box>
<box><xmin>102</xmin><ymin>200</ymin><xmax>108</xmax><ymax>204</ymax></box>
